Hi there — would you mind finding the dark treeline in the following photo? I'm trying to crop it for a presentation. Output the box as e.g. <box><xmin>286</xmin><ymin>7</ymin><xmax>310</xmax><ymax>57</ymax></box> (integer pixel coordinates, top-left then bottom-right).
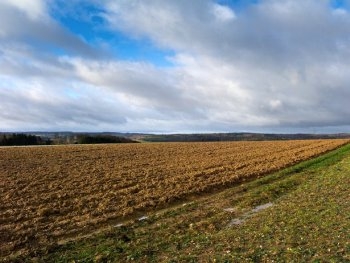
<box><xmin>0</xmin><ymin>133</ymin><xmax>138</xmax><ymax>146</ymax></box>
<box><xmin>0</xmin><ymin>133</ymin><xmax>52</xmax><ymax>146</ymax></box>
<box><xmin>141</xmin><ymin>132</ymin><xmax>350</xmax><ymax>142</ymax></box>
<box><xmin>76</xmin><ymin>134</ymin><xmax>138</xmax><ymax>144</ymax></box>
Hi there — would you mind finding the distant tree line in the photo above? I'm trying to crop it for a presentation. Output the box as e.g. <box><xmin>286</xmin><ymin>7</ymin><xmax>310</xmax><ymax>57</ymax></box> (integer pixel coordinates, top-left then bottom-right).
<box><xmin>141</xmin><ymin>132</ymin><xmax>350</xmax><ymax>142</ymax></box>
<box><xmin>76</xmin><ymin>134</ymin><xmax>138</xmax><ymax>144</ymax></box>
<box><xmin>0</xmin><ymin>133</ymin><xmax>52</xmax><ymax>146</ymax></box>
<box><xmin>0</xmin><ymin>133</ymin><xmax>138</xmax><ymax>146</ymax></box>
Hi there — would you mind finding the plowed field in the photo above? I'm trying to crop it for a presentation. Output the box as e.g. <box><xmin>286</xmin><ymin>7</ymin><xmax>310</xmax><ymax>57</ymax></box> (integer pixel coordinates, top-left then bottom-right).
<box><xmin>1</xmin><ymin>139</ymin><xmax>349</xmax><ymax>258</ymax></box>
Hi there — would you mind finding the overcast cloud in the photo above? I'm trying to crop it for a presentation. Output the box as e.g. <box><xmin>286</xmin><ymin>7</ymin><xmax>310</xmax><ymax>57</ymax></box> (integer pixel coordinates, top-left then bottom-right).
<box><xmin>1</xmin><ymin>0</ymin><xmax>350</xmax><ymax>133</ymax></box>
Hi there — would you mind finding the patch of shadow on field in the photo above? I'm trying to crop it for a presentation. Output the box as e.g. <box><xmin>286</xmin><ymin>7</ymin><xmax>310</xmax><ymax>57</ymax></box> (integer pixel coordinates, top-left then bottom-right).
<box><xmin>227</xmin><ymin>202</ymin><xmax>273</xmax><ymax>227</ymax></box>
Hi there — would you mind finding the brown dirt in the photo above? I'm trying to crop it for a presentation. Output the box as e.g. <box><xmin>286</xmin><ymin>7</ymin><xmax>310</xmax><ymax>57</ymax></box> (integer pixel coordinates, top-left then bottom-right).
<box><xmin>0</xmin><ymin>139</ymin><xmax>348</xmax><ymax>258</ymax></box>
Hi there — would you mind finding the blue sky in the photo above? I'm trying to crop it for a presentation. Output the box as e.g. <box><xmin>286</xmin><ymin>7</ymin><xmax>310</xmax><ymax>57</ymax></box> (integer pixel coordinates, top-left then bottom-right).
<box><xmin>331</xmin><ymin>0</ymin><xmax>348</xmax><ymax>8</ymax></box>
<box><xmin>51</xmin><ymin>2</ymin><xmax>176</xmax><ymax>66</ymax></box>
<box><xmin>1</xmin><ymin>0</ymin><xmax>350</xmax><ymax>133</ymax></box>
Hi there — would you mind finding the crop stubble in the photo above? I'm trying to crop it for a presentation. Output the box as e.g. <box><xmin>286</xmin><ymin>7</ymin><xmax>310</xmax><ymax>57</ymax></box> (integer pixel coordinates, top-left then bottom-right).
<box><xmin>0</xmin><ymin>139</ymin><xmax>349</xmax><ymax>257</ymax></box>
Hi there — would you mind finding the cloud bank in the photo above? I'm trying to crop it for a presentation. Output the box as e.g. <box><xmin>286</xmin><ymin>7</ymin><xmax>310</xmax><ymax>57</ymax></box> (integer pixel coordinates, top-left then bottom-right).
<box><xmin>1</xmin><ymin>0</ymin><xmax>350</xmax><ymax>133</ymax></box>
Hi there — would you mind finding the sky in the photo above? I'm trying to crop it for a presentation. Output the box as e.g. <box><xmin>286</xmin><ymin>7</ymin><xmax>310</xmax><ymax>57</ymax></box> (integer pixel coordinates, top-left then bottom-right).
<box><xmin>1</xmin><ymin>0</ymin><xmax>350</xmax><ymax>133</ymax></box>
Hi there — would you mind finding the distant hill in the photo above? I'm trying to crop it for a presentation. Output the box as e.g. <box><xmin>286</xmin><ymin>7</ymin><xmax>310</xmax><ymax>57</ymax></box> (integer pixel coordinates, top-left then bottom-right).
<box><xmin>138</xmin><ymin>132</ymin><xmax>350</xmax><ymax>142</ymax></box>
<box><xmin>1</xmin><ymin>132</ymin><xmax>349</xmax><ymax>144</ymax></box>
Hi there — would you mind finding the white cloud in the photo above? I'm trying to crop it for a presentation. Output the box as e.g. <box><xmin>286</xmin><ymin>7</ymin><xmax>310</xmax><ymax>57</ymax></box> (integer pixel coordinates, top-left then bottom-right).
<box><xmin>212</xmin><ymin>3</ymin><xmax>236</xmax><ymax>22</ymax></box>
<box><xmin>1</xmin><ymin>0</ymin><xmax>47</xmax><ymax>20</ymax></box>
<box><xmin>269</xmin><ymin>100</ymin><xmax>282</xmax><ymax>110</ymax></box>
<box><xmin>100</xmin><ymin>0</ymin><xmax>350</xmax><ymax>130</ymax></box>
<box><xmin>0</xmin><ymin>0</ymin><xmax>97</xmax><ymax>58</ymax></box>
<box><xmin>2</xmin><ymin>0</ymin><xmax>350</xmax><ymax>132</ymax></box>
<box><xmin>333</xmin><ymin>8</ymin><xmax>347</xmax><ymax>16</ymax></box>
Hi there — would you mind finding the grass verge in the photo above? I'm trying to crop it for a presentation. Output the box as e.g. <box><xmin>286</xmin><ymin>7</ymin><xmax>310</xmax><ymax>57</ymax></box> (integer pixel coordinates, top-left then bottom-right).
<box><xmin>5</xmin><ymin>143</ymin><xmax>350</xmax><ymax>262</ymax></box>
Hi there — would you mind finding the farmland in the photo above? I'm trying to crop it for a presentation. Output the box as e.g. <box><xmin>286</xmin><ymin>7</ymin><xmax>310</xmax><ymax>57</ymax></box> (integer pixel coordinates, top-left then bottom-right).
<box><xmin>0</xmin><ymin>139</ymin><xmax>349</xmax><ymax>259</ymax></box>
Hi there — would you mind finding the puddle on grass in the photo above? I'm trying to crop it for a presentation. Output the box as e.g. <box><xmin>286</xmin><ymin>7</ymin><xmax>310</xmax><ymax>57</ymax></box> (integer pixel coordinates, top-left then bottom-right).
<box><xmin>228</xmin><ymin>218</ymin><xmax>245</xmax><ymax>225</ymax></box>
<box><xmin>138</xmin><ymin>216</ymin><xmax>148</xmax><ymax>221</ymax></box>
<box><xmin>251</xmin><ymin>202</ymin><xmax>273</xmax><ymax>213</ymax></box>
<box><xmin>227</xmin><ymin>202</ymin><xmax>273</xmax><ymax>227</ymax></box>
